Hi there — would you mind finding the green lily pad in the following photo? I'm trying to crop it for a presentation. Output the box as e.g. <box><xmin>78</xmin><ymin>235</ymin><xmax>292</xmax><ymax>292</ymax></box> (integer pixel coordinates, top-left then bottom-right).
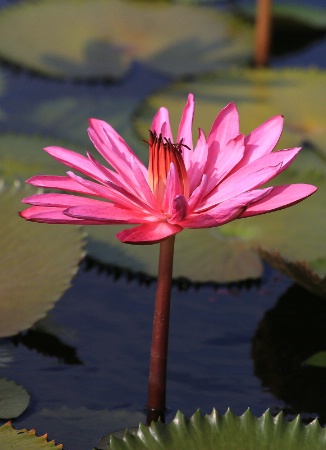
<box><xmin>23</xmin><ymin>93</ymin><xmax>144</xmax><ymax>151</ymax></box>
<box><xmin>258</xmin><ymin>250</ymin><xmax>326</xmax><ymax>299</ymax></box>
<box><xmin>0</xmin><ymin>134</ymin><xmax>77</xmax><ymax>182</ymax></box>
<box><xmin>0</xmin><ymin>0</ymin><xmax>252</xmax><ymax>80</ymax></box>
<box><xmin>86</xmin><ymin>226</ymin><xmax>262</xmax><ymax>283</ymax></box>
<box><xmin>134</xmin><ymin>68</ymin><xmax>326</xmax><ymax>157</ymax></box>
<box><xmin>303</xmin><ymin>351</ymin><xmax>326</xmax><ymax>368</ymax></box>
<box><xmin>99</xmin><ymin>409</ymin><xmax>326</xmax><ymax>450</ymax></box>
<box><xmin>0</xmin><ymin>183</ymin><xmax>85</xmax><ymax>337</ymax></box>
<box><xmin>0</xmin><ymin>422</ymin><xmax>63</xmax><ymax>449</ymax></box>
<box><xmin>0</xmin><ymin>378</ymin><xmax>30</xmax><ymax>419</ymax></box>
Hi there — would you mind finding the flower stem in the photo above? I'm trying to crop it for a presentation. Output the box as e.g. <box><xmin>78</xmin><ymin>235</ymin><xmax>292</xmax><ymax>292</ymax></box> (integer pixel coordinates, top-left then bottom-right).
<box><xmin>147</xmin><ymin>235</ymin><xmax>175</xmax><ymax>424</ymax></box>
<box><xmin>254</xmin><ymin>0</ymin><xmax>272</xmax><ymax>66</ymax></box>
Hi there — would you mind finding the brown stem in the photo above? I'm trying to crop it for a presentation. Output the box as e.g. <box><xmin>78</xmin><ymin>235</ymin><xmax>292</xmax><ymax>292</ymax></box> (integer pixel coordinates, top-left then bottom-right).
<box><xmin>147</xmin><ymin>235</ymin><xmax>175</xmax><ymax>424</ymax></box>
<box><xmin>254</xmin><ymin>0</ymin><xmax>272</xmax><ymax>66</ymax></box>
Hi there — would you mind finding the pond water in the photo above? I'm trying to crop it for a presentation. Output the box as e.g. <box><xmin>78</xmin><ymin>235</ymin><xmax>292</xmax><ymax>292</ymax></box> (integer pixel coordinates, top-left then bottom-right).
<box><xmin>0</xmin><ymin>0</ymin><xmax>326</xmax><ymax>449</ymax></box>
<box><xmin>0</xmin><ymin>264</ymin><xmax>292</xmax><ymax>449</ymax></box>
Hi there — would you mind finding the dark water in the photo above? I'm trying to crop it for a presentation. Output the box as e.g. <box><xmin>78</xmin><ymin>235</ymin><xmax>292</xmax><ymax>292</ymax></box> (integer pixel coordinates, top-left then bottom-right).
<box><xmin>1</xmin><ymin>264</ymin><xmax>293</xmax><ymax>449</ymax></box>
<box><xmin>0</xmin><ymin>0</ymin><xmax>326</xmax><ymax>449</ymax></box>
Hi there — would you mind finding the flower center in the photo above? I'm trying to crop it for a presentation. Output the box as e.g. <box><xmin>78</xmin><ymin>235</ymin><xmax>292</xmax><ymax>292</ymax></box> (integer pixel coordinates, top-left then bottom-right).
<box><xmin>147</xmin><ymin>131</ymin><xmax>189</xmax><ymax>207</ymax></box>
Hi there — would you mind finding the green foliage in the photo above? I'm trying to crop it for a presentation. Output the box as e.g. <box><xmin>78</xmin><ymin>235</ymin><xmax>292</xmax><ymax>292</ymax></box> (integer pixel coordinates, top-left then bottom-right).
<box><xmin>0</xmin><ymin>378</ymin><xmax>30</xmax><ymax>419</ymax></box>
<box><xmin>0</xmin><ymin>422</ymin><xmax>63</xmax><ymax>449</ymax></box>
<box><xmin>97</xmin><ymin>409</ymin><xmax>326</xmax><ymax>450</ymax></box>
<box><xmin>0</xmin><ymin>183</ymin><xmax>85</xmax><ymax>337</ymax></box>
<box><xmin>304</xmin><ymin>351</ymin><xmax>326</xmax><ymax>368</ymax></box>
<box><xmin>0</xmin><ymin>0</ymin><xmax>252</xmax><ymax>80</ymax></box>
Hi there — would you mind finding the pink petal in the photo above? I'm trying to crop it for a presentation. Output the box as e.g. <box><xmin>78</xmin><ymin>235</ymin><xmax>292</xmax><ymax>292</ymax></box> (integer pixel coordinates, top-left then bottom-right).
<box><xmin>88</xmin><ymin>118</ymin><xmax>145</xmax><ymax>172</ymax></box>
<box><xmin>241</xmin><ymin>184</ymin><xmax>317</xmax><ymax>217</ymax></box>
<box><xmin>187</xmin><ymin>174</ymin><xmax>208</xmax><ymax>213</ymax></box>
<box><xmin>22</xmin><ymin>193</ymin><xmax>106</xmax><ymax>207</ymax></box>
<box><xmin>188</xmin><ymin>128</ymin><xmax>208</xmax><ymax>193</ymax></box>
<box><xmin>44</xmin><ymin>146</ymin><xmax>107</xmax><ymax>182</ymax></box>
<box><xmin>117</xmin><ymin>222</ymin><xmax>182</xmax><ymax>244</ymax></box>
<box><xmin>162</xmin><ymin>163</ymin><xmax>183</xmax><ymax>214</ymax></box>
<box><xmin>86</xmin><ymin>151</ymin><xmax>126</xmax><ymax>187</ymax></box>
<box><xmin>200</xmin><ymin>147</ymin><xmax>300</xmax><ymax>208</ymax></box>
<box><xmin>241</xmin><ymin>115</ymin><xmax>284</xmax><ymax>166</ymax></box>
<box><xmin>184</xmin><ymin>188</ymin><xmax>272</xmax><ymax>228</ymax></box>
<box><xmin>65</xmin><ymin>203</ymin><xmax>152</xmax><ymax>224</ymax></box>
<box><xmin>177</xmin><ymin>93</ymin><xmax>194</xmax><ymax>168</ymax></box>
<box><xmin>207</xmin><ymin>102</ymin><xmax>240</xmax><ymax>149</ymax></box>
<box><xmin>88</xmin><ymin>125</ymin><xmax>148</xmax><ymax>189</ymax></box>
<box><xmin>151</xmin><ymin>107</ymin><xmax>173</xmax><ymax>140</ymax></box>
<box><xmin>26</xmin><ymin>175</ymin><xmax>98</xmax><ymax>195</ymax></box>
<box><xmin>129</xmin><ymin>156</ymin><xmax>159</xmax><ymax>211</ymax></box>
<box><xmin>169</xmin><ymin>195</ymin><xmax>188</xmax><ymax>223</ymax></box>
<box><xmin>66</xmin><ymin>171</ymin><xmax>152</xmax><ymax>213</ymax></box>
<box><xmin>204</xmin><ymin>133</ymin><xmax>245</xmax><ymax>193</ymax></box>
<box><xmin>19</xmin><ymin>206</ymin><xmax>103</xmax><ymax>224</ymax></box>
<box><xmin>180</xmin><ymin>201</ymin><xmax>245</xmax><ymax>229</ymax></box>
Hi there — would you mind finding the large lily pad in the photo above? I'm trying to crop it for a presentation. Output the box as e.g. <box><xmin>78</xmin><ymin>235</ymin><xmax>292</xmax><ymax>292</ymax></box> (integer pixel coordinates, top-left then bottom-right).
<box><xmin>0</xmin><ymin>422</ymin><xmax>63</xmax><ymax>449</ymax></box>
<box><xmin>0</xmin><ymin>183</ymin><xmax>85</xmax><ymax>337</ymax></box>
<box><xmin>0</xmin><ymin>0</ymin><xmax>252</xmax><ymax>80</ymax></box>
<box><xmin>86</xmin><ymin>226</ymin><xmax>262</xmax><ymax>283</ymax></box>
<box><xmin>0</xmin><ymin>134</ymin><xmax>74</xmax><ymax>182</ymax></box>
<box><xmin>134</xmin><ymin>68</ymin><xmax>326</xmax><ymax>156</ymax></box>
<box><xmin>99</xmin><ymin>409</ymin><xmax>326</xmax><ymax>450</ymax></box>
<box><xmin>0</xmin><ymin>378</ymin><xmax>30</xmax><ymax>419</ymax></box>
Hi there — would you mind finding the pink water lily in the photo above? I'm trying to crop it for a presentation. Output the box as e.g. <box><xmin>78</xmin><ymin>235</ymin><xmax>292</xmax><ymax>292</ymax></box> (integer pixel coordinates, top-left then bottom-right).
<box><xmin>20</xmin><ymin>94</ymin><xmax>316</xmax><ymax>244</ymax></box>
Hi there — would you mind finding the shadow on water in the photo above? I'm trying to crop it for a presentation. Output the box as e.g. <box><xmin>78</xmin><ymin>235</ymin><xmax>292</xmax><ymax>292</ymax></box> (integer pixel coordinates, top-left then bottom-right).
<box><xmin>252</xmin><ymin>283</ymin><xmax>326</xmax><ymax>423</ymax></box>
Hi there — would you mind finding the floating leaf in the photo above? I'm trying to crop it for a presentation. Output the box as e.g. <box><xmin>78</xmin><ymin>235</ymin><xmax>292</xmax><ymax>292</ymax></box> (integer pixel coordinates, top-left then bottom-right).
<box><xmin>86</xmin><ymin>226</ymin><xmax>262</xmax><ymax>283</ymax></box>
<box><xmin>0</xmin><ymin>422</ymin><xmax>62</xmax><ymax>449</ymax></box>
<box><xmin>0</xmin><ymin>0</ymin><xmax>252</xmax><ymax>80</ymax></box>
<box><xmin>0</xmin><ymin>134</ymin><xmax>75</xmax><ymax>182</ymax></box>
<box><xmin>303</xmin><ymin>351</ymin><xmax>326</xmax><ymax>368</ymax></box>
<box><xmin>0</xmin><ymin>378</ymin><xmax>30</xmax><ymax>419</ymax></box>
<box><xmin>0</xmin><ymin>183</ymin><xmax>85</xmax><ymax>337</ymax></box>
<box><xmin>258</xmin><ymin>250</ymin><xmax>326</xmax><ymax>299</ymax></box>
<box><xmin>98</xmin><ymin>408</ymin><xmax>326</xmax><ymax>450</ymax></box>
<box><xmin>20</xmin><ymin>92</ymin><xmax>145</xmax><ymax>151</ymax></box>
<box><xmin>134</xmin><ymin>68</ymin><xmax>326</xmax><ymax>156</ymax></box>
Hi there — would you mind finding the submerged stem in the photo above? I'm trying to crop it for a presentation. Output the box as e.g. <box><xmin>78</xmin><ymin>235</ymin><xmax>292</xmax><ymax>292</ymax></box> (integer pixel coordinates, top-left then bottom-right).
<box><xmin>254</xmin><ymin>0</ymin><xmax>272</xmax><ymax>66</ymax></box>
<box><xmin>147</xmin><ymin>235</ymin><xmax>175</xmax><ymax>424</ymax></box>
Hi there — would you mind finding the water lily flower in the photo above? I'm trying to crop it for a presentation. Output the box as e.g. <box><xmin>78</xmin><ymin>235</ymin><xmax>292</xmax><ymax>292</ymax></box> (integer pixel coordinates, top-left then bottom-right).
<box><xmin>19</xmin><ymin>94</ymin><xmax>317</xmax><ymax>422</ymax></box>
<box><xmin>20</xmin><ymin>94</ymin><xmax>316</xmax><ymax>244</ymax></box>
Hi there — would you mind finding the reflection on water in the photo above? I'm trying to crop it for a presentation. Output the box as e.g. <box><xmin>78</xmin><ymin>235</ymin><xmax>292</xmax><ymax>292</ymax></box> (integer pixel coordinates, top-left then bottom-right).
<box><xmin>252</xmin><ymin>284</ymin><xmax>326</xmax><ymax>423</ymax></box>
